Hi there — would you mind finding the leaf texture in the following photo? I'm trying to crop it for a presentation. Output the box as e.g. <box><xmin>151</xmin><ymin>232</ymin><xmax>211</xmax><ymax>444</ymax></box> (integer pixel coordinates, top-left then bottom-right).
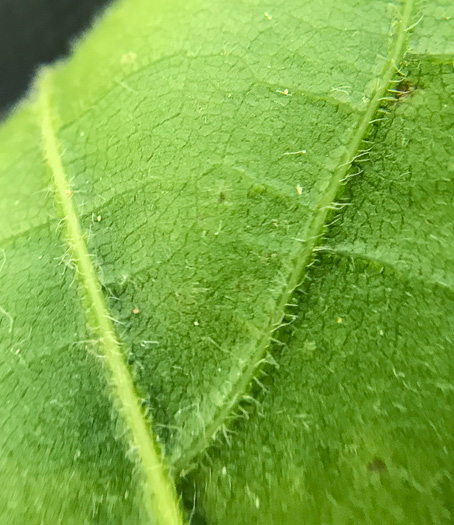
<box><xmin>0</xmin><ymin>0</ymin><xmax>453</xmax><ymax>523</ymax></box>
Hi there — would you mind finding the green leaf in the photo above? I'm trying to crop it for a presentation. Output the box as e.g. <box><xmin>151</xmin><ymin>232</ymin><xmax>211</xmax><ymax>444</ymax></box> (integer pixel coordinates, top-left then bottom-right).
<box><xmin>187</xmin><ymin>54</ymin><xmax>454</xmax><ymax>524</ymax></box>
<box><xmin>0</xmin><ymin>0</ymin><xmax>452</xmax><ymax>523</ymax></box>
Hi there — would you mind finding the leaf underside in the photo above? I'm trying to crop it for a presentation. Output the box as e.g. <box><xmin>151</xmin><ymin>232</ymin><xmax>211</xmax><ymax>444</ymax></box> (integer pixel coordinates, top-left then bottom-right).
<box><xmin>0</xmin><ymin>0</ymin><xmax>453</xmax><ymax>523</ymax></box>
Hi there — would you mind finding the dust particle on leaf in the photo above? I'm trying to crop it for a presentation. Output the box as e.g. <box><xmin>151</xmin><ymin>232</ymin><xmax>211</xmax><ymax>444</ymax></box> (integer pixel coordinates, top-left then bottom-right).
<box><xmin>276</xmin><ymin>88</ymin><xmax>291</xmax><ymax>96</ymax></box>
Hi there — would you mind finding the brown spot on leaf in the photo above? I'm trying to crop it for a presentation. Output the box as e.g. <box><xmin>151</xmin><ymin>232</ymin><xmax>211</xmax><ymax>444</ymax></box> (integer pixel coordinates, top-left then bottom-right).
<box><xmin>394</xmin><ymin>80</ymin><xmax>417</xmax><ymax>100</ymax></box>
<box><xmin>133</xmin><ymin>307</ymin><xmax>140</xmax><ymax>315</ymax></box>
<box><xmin>367</xmin><ymin>457</ymin><xmax>387</xmax><ymax>474</ymax></box>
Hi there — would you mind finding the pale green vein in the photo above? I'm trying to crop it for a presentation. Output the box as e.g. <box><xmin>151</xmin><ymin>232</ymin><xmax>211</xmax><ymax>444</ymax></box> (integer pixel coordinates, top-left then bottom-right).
<box><xmin>39</xmin><ymin>73</ymin><xmax>184</xmax><ymax>525</ymax></box>
<box><xmin>317</xmin><ymin>246</ymin><xmax>454</xmax><ymax>298</ymax></box>
<box><xmin>173</xmin><ymin>0</ymin><xmax>416</xmax><ymax>473</ymax></box>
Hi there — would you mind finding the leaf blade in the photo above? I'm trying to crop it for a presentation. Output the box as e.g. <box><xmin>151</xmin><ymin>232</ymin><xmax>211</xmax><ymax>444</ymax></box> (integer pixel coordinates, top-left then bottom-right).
<box><xmin>0</xmin><ymin>0</ymin><xmax>452</xmax><ymax>522</ymax></box>
<box><xmin>186</xmin><ymin>55</ymin><xmax>454</xmax><ymax>524</ymax></box>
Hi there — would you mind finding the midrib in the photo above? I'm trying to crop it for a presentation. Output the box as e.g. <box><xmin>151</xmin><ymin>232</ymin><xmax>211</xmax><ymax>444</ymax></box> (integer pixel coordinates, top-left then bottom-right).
<box><xmin>173</xmin><ymin>0</ymin><xmax>416</xmax><ymax>471</ymax></box>
<box><xmin>39</xmin><ymin>75</ymin><xmax>183</xmax><ymax>525</ymax></box>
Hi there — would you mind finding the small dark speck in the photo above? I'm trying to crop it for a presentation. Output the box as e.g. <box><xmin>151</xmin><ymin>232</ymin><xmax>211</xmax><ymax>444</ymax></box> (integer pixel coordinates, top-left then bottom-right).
<box><xmin>218</xmin><ymin>191</ymin><xmax>226</xmax><ymax>203</ymax></box>
<box><xmin>394</xmin><ymin>80</ymin><xmax>417</xmax><ymax>100</ymax></box>
<box><xmin>367</xmin><ymin>457</ymin><xmax>387</xmax><ymax>474</ymax></box>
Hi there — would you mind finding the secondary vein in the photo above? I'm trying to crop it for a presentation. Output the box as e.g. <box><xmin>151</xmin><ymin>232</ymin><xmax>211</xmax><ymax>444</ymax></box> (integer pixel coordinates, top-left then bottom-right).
<box><xmin>39</xmin><ymin>73</ymin><xmax>184</xmax><ymax>525</ymax></box>
<box><xmin>317</xmin><ymin>246</ymin><xmax>454</xmax><ymax>298</ymax></box>
<box><xmin>173</xmin><ymin>0</ymin><xmax>415</xmax><ymax>472</ymax></box>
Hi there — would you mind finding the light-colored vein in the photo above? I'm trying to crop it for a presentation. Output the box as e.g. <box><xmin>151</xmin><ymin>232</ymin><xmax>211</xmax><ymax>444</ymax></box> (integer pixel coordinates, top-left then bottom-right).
<box><xmin>173</xmin><ymin>0</ymin><xmax>415</xmax><ymax>472</ymax></box>
<box><xmin>39</xmin><ymin>73</ymin><xmax>184</xmax><ymax>525</ymax></box>
<box><xmin>317</xmin><ymin>246</ymin><xmax>454</xmax><ymax>298</ymax></box>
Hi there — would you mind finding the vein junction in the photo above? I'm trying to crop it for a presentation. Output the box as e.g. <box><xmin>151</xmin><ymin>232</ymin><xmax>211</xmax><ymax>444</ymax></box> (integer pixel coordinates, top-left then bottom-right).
<box><xmin>39</xmin><ymin>74</ymin><xmax>183</xmax><ymax>525</ymax></box>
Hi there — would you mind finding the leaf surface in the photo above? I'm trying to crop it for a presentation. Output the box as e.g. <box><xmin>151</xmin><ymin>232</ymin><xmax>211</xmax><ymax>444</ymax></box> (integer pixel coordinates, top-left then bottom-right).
<box><xmin>187</xmin><ymin>56</ymin><xmax>454</xmax><ymax>525</ymax></box>
<box><xmin>0</xmin><ymin>0</ymin><xmax>452</xmax><ymax>523</ymax></box>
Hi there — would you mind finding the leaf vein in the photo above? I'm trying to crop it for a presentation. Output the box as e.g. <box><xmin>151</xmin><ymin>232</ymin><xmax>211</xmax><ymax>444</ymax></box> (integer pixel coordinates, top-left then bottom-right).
<box><xmin>39</xmin><ymin>73</ymin><xmax>183</xmax><ymax>525</ymax></box>
<box><xmin>172</xmin><ymin>0</ymin><xmax>416</xmax><ymax>473</ymax></box>
<box><xmin>317</xmin><ymin>246</ymin><xmax>454</xmax><ymax>298</ymax></box>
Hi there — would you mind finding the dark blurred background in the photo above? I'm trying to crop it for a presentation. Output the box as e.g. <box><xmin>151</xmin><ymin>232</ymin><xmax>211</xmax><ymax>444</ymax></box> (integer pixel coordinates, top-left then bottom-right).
<box><xmin>0</xmin><ymin>0</ymin><xmax>111</xmax><ymax>116</ymax></box>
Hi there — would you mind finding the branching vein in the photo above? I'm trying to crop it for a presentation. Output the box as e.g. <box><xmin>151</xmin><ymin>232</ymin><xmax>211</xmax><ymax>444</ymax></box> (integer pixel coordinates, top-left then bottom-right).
<box><xmin>173</xmin><ymin>0</ymin><xmax>416</xmax><ymax>472</ymax></box>
<box><xmin>39</xmin><ymin>74</ymin><xmax>184</xmax><ymax>525</ymax></box>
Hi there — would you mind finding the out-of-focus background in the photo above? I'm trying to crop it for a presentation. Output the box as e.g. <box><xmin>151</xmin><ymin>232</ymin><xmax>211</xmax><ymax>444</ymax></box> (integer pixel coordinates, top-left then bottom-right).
<box><xmin>0</xmin><ymin>0</ymin><xmax>111</xmax><ymax>116</ymax></box>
